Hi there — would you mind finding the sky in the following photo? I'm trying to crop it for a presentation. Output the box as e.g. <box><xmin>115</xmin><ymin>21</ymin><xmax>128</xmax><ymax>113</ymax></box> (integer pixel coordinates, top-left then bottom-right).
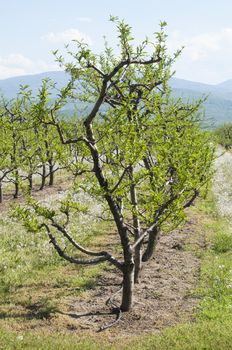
<box><xmin>1</xmin><ymin>0</ymin><xmax>232</xmax><ymax>84</ymax></box>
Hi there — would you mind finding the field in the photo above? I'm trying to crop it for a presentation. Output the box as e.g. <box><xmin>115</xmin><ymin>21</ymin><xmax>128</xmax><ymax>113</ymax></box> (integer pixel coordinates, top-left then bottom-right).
<box><xmin>0</xmin><ymin>148</ymin><xmax>231</xmax><ymax>349</ymax></box>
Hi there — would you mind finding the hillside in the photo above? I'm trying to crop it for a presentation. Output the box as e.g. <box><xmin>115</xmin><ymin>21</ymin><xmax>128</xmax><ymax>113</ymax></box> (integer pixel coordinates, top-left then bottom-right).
<box><xmin>170</xmin><ymin>78</ymin><xmax>232</xmax><ymax>126</ymax></box>
<box><xmin>1</xmin><ymin>71</ymin><xmax>232</xmax><ymax>126</ymax></box>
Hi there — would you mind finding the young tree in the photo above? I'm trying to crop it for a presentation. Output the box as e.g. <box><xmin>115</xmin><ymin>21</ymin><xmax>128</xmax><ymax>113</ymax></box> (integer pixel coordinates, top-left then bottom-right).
<box><xmin>1</xmin><ymin>87</ymin><xmax>41</xmax><ymax>198</ymax></box>
<box><xmin>31</xmin><ymin>79</ymin><xmax>71</xmax><ymax>189</ymax></box>
<box><xmin>15</xmin><ymin>18</ymin><xmax>214</xmax><ymax>312</ymax></box>
<box><xmin>214</xmin><ymin>123</ymin><xmax>232</xmax><ymax>149</ymax></box>
<box><xmin>0</xmin><ymin>107</ymin><xmax>14</xmax><ymax>203</ymax></box>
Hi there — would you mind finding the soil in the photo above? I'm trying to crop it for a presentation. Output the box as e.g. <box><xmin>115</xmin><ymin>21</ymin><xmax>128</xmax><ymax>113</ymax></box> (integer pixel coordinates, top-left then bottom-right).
<box><xmin>0</xmin><ymin>176</ymin><xmax>206</xmax><ymax>337</ymax></box>
<box><xmin>0</xmin><ymin>178</ymin><xmax>72</xmax><ymax>213</ymax></box>
<box><xmin>57</xmin><ymin>213</ymin><xmax>205</xmax><ymax>336</ymax></box>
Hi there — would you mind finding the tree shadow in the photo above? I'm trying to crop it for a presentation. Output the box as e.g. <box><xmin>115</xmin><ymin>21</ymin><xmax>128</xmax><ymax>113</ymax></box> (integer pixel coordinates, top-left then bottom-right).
<box><xmin>0</xmin><ymin>299</ymin><xmax>58</xmax><ymax>321</ymax></box>
<box><xmin>58</xmin><ymin>310</ymin><xmax>112</xmax><ymax>319</ymax></box>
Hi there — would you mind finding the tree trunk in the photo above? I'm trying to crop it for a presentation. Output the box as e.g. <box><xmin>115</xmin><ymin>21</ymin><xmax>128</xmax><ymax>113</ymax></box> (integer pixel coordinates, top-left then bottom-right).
<box><xmin>28</xmin><ymin>174</ymin><xmax>33</xmax><ymax>194</ymax></box>
<box><xmin>129</xmin><ymin>166</ymin><xmax>142</xmax><ymax>283</ymax></box>
<box><xmin>0</xmin><ymin>181</ymin><xmax>3</xmax><ymax>203</ymax></box>
<box><xmin>48</xmin><ymin>160</ymin><xmax>54</xmax><ymax>186</ymax></box>
<box><xmin>40</xmin><ymin>164</ymin><xmax>46</xmax><ymax>190</ymax></box>
<box><xmin>134</xmin><ymin>243</ymin><xmax>142</xmax><ymax>283</ymax></box>
<box><xmin>142</xmin><ymin>227</ymin><xmax>160</xmax><ymax>262</ymax></box>
<box><xmin>120</xmin><ymin>262</ymin><xmax>135</xmax><ymax>311</ymax></box>
<box><xmin>13</xmin><ymin>170</ymin><xmax>19</xmax><ymax>199</ymax></box>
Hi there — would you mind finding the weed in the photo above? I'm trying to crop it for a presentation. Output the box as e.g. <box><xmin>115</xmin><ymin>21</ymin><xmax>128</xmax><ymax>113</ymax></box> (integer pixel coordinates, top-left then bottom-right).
<box><xmin>212</xmin><ymin>231</ymin><xmax>232</xmax><ymax>253</ymax></box>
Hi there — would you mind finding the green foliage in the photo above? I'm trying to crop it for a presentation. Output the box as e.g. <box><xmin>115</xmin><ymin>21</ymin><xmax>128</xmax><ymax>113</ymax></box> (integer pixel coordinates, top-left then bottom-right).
<box><xmin>214</xmin><ymin>122</ymin><xmax>232</xmax><ymax>149</ymax></box>
<box><xmin>195</xmin><ymin>193</ymin><xmax>232</xmax><ymax>321</ymax></box>
<box><xmin>2</xmin><ymin>18</ymin><xmax>215</xmax><ymax>312</ymax></box>
<box><xmin>212</xmin><ymin>230</ymin><xmax>232</xmax><ymax>253</ymax></box>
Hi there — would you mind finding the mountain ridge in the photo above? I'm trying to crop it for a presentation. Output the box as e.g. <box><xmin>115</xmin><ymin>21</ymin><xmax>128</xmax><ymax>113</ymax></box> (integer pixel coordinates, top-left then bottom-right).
<box><xmin>0</xmin><ymin>71</ymin><xmax>232</xmax><ymax>126</ymax></box>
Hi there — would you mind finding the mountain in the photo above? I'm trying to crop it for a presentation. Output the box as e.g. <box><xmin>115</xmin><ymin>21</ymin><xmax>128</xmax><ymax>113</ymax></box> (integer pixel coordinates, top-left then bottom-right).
<box><xmin>0</xmin><ymin>71</ymin><xmax>69</xmax><ymax>98</ymax></box>
<box><xmin>215</xmin><ymin>80</ymin><xmax>232</xmax><ymax>92</ymax></box>
<box><xmin>170</xmin><ymin>78</ymin><xmax>232</xmax><ymax>126</ymax></box>
<box><xmin>0</xmin><ymin>71</ymin><xmax>232</xmax><ymax>127</ymax></box>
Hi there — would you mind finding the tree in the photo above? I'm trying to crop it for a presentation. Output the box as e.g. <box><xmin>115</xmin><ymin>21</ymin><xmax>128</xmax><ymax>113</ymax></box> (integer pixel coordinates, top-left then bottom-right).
<box><xmin>31</xmin><ymin>79</ymin><xmax>70</xmax><ymax>190</ymax></box>
<box><xmin>0</xmin><ymin>105</ymin><xmax>14</xmax><ymax>203</ymax></box>
<box><xmin>214</xmin><ymin>123</ymin><xmax>232</xmax><ymax>149</ymax></box>
<box><xmin>1</xmin><ymin>89</ymin><xmax>32</xmax><ymax>199</ymax></box>
<box><xmin>15</xmin><ymin>18</ymin><xmax>214</xmax><ymax>312</ymax></box>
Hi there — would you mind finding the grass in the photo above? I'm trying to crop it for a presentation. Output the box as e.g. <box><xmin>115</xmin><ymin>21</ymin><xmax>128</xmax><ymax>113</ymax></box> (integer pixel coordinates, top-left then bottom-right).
<box><xmin>1</xmin><ymin>187</ymin><xmax>232</xmax><ymax>349</ymax></box>
<box><xmin>124</xmin><ymin>193</ymin><xmax>232</xmax><ymax>350</ymax></box>
<box><xmin>0</xmin><ymin>189</ymin><xmax>115</xmax><ymax>339</ymax></box>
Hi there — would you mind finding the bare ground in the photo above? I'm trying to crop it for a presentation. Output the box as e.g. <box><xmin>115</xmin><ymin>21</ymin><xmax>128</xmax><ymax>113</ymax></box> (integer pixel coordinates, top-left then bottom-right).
<box><xmin>0</xmin><ymin>210</ymin><xmax>205</xmax><ymax>338</ymax></box>
<box><xmin>53</xmin><ymin>213</ymin><xmax>205</xmax><ymax>336</ymax></box>
<box><xmin>0</xmin><ymin>176</ymin><xmax>206</xmax><ymax>337</ymax></box>
<box><xmin>2</xmin><ymin>148</ymin><xmax>231</xmax><ymax>338</ymax></box>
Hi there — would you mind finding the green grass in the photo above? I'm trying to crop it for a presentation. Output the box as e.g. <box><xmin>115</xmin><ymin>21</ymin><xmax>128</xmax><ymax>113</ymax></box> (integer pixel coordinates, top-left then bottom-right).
<box><xmin>1</xmin><ymin>191</ymin><xmax>232</xmax><ymax>349</ymax></box>
<box><xmin>0</xmin><ymin>215</ymin><xmax>107</xmax><ymax>300</ymax></box>
<box><xmin>137</xmin><ymin>194</ymin><xmax>232</xmax><ymax>350</ymax></box>
<box><xmin>1</xmin><ymin>320</ymin><xmax>232</xmax><ymax>350</ymax></box>
<box><xmin>0</xmin><ymin>192</ymin><xmax>114</xmax><ymax>338</ymax></box>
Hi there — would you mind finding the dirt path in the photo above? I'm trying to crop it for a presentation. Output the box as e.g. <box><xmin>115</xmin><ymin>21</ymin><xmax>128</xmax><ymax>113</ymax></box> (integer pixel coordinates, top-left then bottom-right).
<box><xmin>56</xmin><ymin>215</ymin><xmax>204</xmax><ymax>336</ymax></box>
<box><xmin>0</xmin><ymin>172</ymin><xmax>207</xmax><ymax>336</ymax></box>
<box><xmin>213</xmin><ymin>147</ymin><xmax>232</xmax><ymax>218</ymax></box>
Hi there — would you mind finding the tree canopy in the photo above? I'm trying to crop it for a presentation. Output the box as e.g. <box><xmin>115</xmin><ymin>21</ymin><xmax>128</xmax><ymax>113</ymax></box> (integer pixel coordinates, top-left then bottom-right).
<box><xmin>11</xmin><ymin>18</ymin><xmax>214</xmax><ymax>313</ymax></box>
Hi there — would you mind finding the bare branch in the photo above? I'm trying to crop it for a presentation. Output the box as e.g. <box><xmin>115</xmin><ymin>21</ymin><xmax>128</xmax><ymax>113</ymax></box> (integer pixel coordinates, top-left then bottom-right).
<box><xmin>131</xmin><ymin>191</ymin><xmax>184</xmax><ymax>251</ymax></box>
<box><xmin>183</xmin><ymin>189</ymin><xmax>199</xmax><ymax>208</ymax></box>
<box><xmin>110</xmin><ymin>167</ymin><xmax>129</xmax><ymax>193</ymax></box>
<box><xmin>50</xmin><ymin>110</ymin><xmax>84</xmax><ymax>145</ymax></box>
<box><xmin>42</xmin><ymin>223</ymin><xmax>109</xmax><ymax>265</ymax></box>
<box><xmin>50</xmin><ymin>219</ymin><xmax>123</xmax><ymax>270</ymax></box>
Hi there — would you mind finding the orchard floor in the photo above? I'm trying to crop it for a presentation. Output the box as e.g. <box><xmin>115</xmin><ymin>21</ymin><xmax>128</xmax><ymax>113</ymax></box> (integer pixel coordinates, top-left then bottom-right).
<box><xmin>1</xmin><ymin>148</ymin><xmax>232</xmax><ymax>349</ymax></box>
<box><xmin>0</xmin><ymin>169</ymin><xmax>207</xmax><ymax>338</ymax></box>
<box><xmin>57</xmin><ymin>213</ymin><xmax>205</xmax><ymax>336</ymax></box>
<box><xmin>0</xmin><ymin>205</ymin><xmax>205</xmax><ymax>338</ymax></box>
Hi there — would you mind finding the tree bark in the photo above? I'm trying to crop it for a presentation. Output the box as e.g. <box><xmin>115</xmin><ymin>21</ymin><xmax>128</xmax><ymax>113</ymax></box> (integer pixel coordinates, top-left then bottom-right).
<box><xmin>0</xmin><ymin>181</ymin><xmax>3</xmax><ymax>203</ymax></box>
<box><xmin>120</xmin><ymin>261</ymin><xmax>135</xmax><ymax>311</ymax></box>
<box><xmin>129</xmin><ymin>166</ymin><xmax>142</xmax><ymax>283</ymax></box>
<box><xmin>39</xmin><ymin>164</ymin><xmax>46</xmax><ymax>190</ymax></box>
<box><xmin>13</xmin><ymin>170</ymin><xmax>19</xmax><ymax>199</ymax></box>
<box><xmin>142</xmin><ymin>227</ymin><xmax>160</xmax><ymax>262</ymax></box>
<box><xmin>48</xmin><ymin>160</ymin><xmax>54</xmax><ymax>186</ymax></box>
<box><xmin>28</xmin><ymin>173</ymin><xmax>33</xmax><ymax>194</ymax></box>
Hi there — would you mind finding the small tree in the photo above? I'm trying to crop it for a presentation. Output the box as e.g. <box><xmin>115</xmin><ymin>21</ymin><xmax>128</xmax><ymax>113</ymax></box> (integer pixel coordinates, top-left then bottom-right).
<box><xmin>31</xmin><ymin>79</ymin><xmax>72</xmax><ymax>189</ymax></box>
<box><xmin>214</xmin><ymin>123</ymin><xmax>232</xmax><ymax>149</ymax></box>
<box><xmin>1</xmin><ymin>90</ymin><xmax>32</xmax><ymax>199</ymax></box>
<box><xmin>15</xmin><ymin>19</ymin><xmax>214</xmax><ymax>312</ymax></box>
<box><xmin>0</xmin><ymin>106</ymin><xmax>14</xmax><ymax>203</ymax></box>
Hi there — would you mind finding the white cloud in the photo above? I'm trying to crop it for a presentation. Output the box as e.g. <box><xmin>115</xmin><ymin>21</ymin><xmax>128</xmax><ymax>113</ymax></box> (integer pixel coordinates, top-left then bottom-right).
<box><xmin>41</xmin><ymin>28</ymin><xmax>92</xmax><ymax>45</ymax></box>
<box><xmin>169</xmin><ymin>28</ymin><xmax>232</xmax><ymax>62</ymax></box>
<box><xmin>167</xmin><ymin>27</ymin><xmax>232</xmax><ymax>83</ymax></box>
<box><xmin>0</xmin><ymin>53</ymin><xmax>58</xmax><ymax>80</ymax></box>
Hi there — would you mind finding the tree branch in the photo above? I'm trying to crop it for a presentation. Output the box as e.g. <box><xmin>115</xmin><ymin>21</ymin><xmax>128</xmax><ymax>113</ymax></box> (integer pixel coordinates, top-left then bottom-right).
<box><xmin>109</xmin><ymin>167</ymin><xmax>129</xmax><ymax>193</ymax></box>
<box><xmin>50</xmin><ymin>219</ymin><xmax>123</xmax><ymax>270</ymax></box>
<box><xmin>131</xmin><ymin>191</ymin><xmax>184</xmax><ymax>251</ymax></box>
<box><xmin>42</xmin><ymin>223</ymin><xmax>110</xmax><ymax>265</ymax></box>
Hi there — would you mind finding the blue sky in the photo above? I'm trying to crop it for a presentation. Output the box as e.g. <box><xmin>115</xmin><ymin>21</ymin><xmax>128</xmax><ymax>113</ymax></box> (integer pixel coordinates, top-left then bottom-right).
<box><xmin>1</xmin><ymin>0</ymin><xmax>232</xmax><ymax>83</ymax></box>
